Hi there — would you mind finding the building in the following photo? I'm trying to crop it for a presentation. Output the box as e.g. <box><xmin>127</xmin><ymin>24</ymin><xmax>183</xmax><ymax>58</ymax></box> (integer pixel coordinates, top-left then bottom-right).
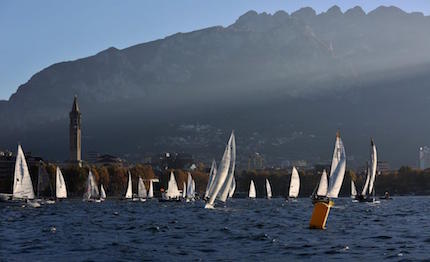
<box><xmin>419</xmin><ymin>146</ymin><xmax>430</xmax><ymax>170</ymax></box>
<box><xmin>69</xmin><ymin>96</ymin><xmax>82</xmax><ymax>166</ymax></box>
<box><xmin>376</xmin><ymin>161</ymin><xmax>390</xmax><ymax>175</ymax></box>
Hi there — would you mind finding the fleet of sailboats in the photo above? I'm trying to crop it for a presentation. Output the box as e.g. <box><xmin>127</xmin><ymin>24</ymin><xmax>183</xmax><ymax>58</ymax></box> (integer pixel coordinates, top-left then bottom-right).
<box><xmin>0</xmin><ymin>131</ymin><xmax>386</xmax><ymax>223</ymax></box>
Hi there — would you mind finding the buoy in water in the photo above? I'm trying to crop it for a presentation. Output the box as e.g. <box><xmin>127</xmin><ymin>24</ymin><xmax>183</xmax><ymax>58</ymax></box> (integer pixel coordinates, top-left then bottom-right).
<box><xmin>309</xmin><ymin>200</ymin><xmax>334</xmax><ymax>230</ymax></box>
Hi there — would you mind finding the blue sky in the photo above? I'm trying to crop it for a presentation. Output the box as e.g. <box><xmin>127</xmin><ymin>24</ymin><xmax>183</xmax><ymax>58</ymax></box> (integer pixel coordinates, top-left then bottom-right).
<box><xmin>0</xmin><ymin>0</ymin><xmax>429</xmax><ymax>100</ymax></box>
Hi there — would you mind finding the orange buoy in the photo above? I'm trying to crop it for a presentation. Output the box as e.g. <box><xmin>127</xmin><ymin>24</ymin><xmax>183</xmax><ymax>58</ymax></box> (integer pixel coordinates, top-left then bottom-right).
<box><xmin>309</xmin><ymin>200</ymin><xmax>334</xmax><ymax>230</ymax></box>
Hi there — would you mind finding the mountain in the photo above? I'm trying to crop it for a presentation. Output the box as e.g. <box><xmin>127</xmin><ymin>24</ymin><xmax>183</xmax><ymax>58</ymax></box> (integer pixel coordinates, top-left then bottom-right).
<box><xmin>1</xmin><ymin>5</ymin><xmax>430</xmax><ymax>168</ymax></box>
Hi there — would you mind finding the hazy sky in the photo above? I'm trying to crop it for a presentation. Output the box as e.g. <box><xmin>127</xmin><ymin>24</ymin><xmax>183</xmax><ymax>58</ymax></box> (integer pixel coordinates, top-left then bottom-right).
<box><xmin>1</xmin><ymin>0</ymin><xmax>429</xmax><ymax>100</ymax></box>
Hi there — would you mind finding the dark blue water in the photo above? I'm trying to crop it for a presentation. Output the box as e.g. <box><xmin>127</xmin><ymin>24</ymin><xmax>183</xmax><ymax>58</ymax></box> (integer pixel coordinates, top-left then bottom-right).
<box><xmin>1</xmin><ymin>196</ymin><xmax>430</xmax><ymax>261</ymax></box>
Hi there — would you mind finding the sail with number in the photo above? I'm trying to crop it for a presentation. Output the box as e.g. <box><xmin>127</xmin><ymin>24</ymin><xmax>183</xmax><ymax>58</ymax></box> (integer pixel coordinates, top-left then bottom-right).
<box><xmin>83</xmin><ymin>171</ymin><xmax>99</xmax><ymax>200</ymax></box>
<box><xmin>205</xmin><ymin>132</ymin><xmax>234</xmax><ymax>208</ymax></box>
<box><xmin>165</xmin><ymin>172</ymin><xmax>180</xmax><ymax>199</ymax></box>
<box><xmin>100</xmin><ymin>184</ymin><xmax>106</xmax><ymax>199</ymax></box>
<box><xmin>228</xmin><ymin>177</ymin><xmax>236</xmax><ymax>198</ymax></box>
<box><xmin>217</xmin><ymin>132</ymin><xmax>236</xmax><ymax>202</ymax></box>
<box><xmin>367</xmin><ymin>139</ymin><xmax>378</xmax><ymax>195</ymax></box>
<box><xmin>266</xmin><ymin>178</ymin><xmax>272</xmax><ymax>199</ymax></box>
<box><xmin>148</xmin><ymin>180</ymin><xmax>154</xmax><ymax>198</ymax></box>
<box><xmin>138</xmin><ymin>177</ymin><xmax>147</xmax><ymax>198</ymax></box>
<box><xmin>204</xmin><ymin>160</ymin><xmax>217</xmax><ymax>199</ymax></box>
<box><xmin>56</xmin><ymin>167</ymin><xmax>67</xmax><ymax>199</ymax></box>
<box><xmin>351</xmin><ymin>180</ymin><xmax>357</xmax><ymax>198</ymax></box>
<box><xmin>289</xmin><ymin>167</ymin><xmax>300</xmax><ymax>198</ymax></box>
<box><xmin>249</xmin><ymin>180</ymin><xmax>256</xmax><ymax>198</ymax></box>
<box><xmin>125</xmin><ymin>172</ymin><xmax>133</xmax><ymax>199</ymax></box>
<box><xmin>13</xmin><ymin>145</ymin><xmax>35</xmax><ymax>200</ymax></box>
<box><xmin>316</xmin><ymin>170</ymin><xmax>328</xmax><ymax>197</ymax></box>
<box><xmin>326</xmin><ymin>131</ymin><xmax>347</xmax><ymax>198</ymax></box>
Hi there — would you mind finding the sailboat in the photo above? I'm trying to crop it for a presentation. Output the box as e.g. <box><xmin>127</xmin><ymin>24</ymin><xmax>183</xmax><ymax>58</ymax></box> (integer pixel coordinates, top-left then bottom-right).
<box><xmin>138</xmin><ymin>177</ymin><xmax>147</xmax><ymax>202</ymax></box>
<box><xmin>228</xmin><ymin>177</ymin><xmax>236</xmax><ymax>198</ymax></box>
<box><xmin>83</xmin><ymin>170</ymin><xmax>100</xmax><ymax>202</ymax></box>
<box><xmin>351</xmin><ymin>180</ymin><xmax>357</xmax><ymax>199</ymax></box>
<box><xmin>204</xmin><ymin>160</ymin><xmax>217</xmax><ymax>200</ymax></box>
<box><xmin>100</xmin><ymin>184</ymin><xmax>106</xmax><ymax>201</ymax></box>
<box><xmin>182</xmin><ymin>181</ymin><xmax>186</xmax><ymax>199</ymax></box>
<box><xmin>161</xmin><ymin>171</ymin><xmax>181</xmax><ymax>201</ymax></box>
<box><xmin>288</xmin><ymin>167</ymin><xmax>300</xmax><ymax>200</ymax></box>
<box><xmin>148</xmin><ymin>180</ymin><xmax>154</xmax><ymax>199</ymax></box>
<box><xmin>186</xmin><ymin>173</ymin><xmax>195</xmax><ymax>202</ymax></box>
<box><xmin>205</xmin><ymin>131</ymin><xmax>236</xmax><ymax>209</ymax></box>
<box><xmin>356</xmin><ymin>139</ymin><xmax>379</xmax><ymax>203</ymax></box>
<box><xmin>248</xmin><ymin>180</ymin><xmax>256</xmax><ymax>199</ymax></box>
<box><xmin>7</xmin><ymin>145</ymin><xmax>40</xmax><ymax>207</ymax></box>
<box><xmin>311</xmin><ymin>170</ymin><xmax>328</xmax><ymax>204</ymax></box>
<box><xmin>266</xmin><ymin>178</ymin><xmax>272</xmax><ymax>199</ymax></box>
<box><xmin>56</xmin><ymin>167</ymin><xmax>67</xmax><ymax>200</ymax></box>
<box><xmin>310</xmin><ymin>131</ymin><xmax>346</xmax><ymax>229</ymax></box>
<box><xmin>125</xmin><ymin>171</ymin><xmax>133</xmax><ymax>200</ymax></box>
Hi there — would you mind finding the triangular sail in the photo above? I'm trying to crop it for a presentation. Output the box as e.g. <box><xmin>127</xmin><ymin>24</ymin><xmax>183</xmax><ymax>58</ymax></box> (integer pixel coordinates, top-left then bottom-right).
<box><xmin>249</xmin><ymin>180</ymin><xmax>256</xmax><ymax>198</ymax></box>
<box><xmin>217</xmin><ymin>132</ymin><xmax>236</xmax><ymax>202</ymax></box>
<box><xmin>367</xmin><ymin>139</ymin><xmax>378</xmax><ymax>195</ymax></box>
<box><xmin>83</xmin><ymin>171</ymin><xmax>99</xmax><ymax>200</ymax></box>
<box><xmin>289</xmin><ymin>167</ymin><xmax>300</xmax><ymax>198</ymax></box>
<box><xmin>206</xmin><ymin>132</ymin><xmax>233</xmax><ymax>207</ymax></box>
<box><xmin>125</xmin><ymin>172</ymin><xmax>133</xmax><ymax>199</ymax></box>
<box><xmin>351</xmin><ymin>180</ymin><xmax>357</xmax><ymax>198</ymax></box>
<box><xmin>148</xmin><ymin>180</ymin><xmax>154</xmax><ymax>198</ymax></box>
<box><xmin>266</xmin><ymin>178</ymin><xmax>272</xmax><ymax>199</ymax></box>
<box><xmin>138</xmin><ymin>177</ymin><xmax>147</xmax><ymax>198</ymax></box>
<box><xmin>361</xmin><ymin>167</ymin><xmax>370</xmax><ymax>196</ymax></box>
<box><xmin>186</xmin><ymin>173</ymin><xmax>194</xmax><ymax>198</ymax></box>
<box><xmin>326</xmin><ymin>132</ymin><xmax>347</xmax><ymax>198</ymax></box>
<box><xmin>182</xmin><ymin>181</ymin><xmax>186</xmax><ymax>198</ymax></box>
<box><xmin>165</xmin><ymin>172</ymin><xmax>180</xmax><ymax>199</ymax></box>
<box><xmin>228</xmin><ymin>177</ymin><xmax>236</xmax><ymax>198</ymax></box>
<box><xmin>204</xmin><ymin>160</ymin><xmax>217</xmax><ymax>199</ymax></box>
<box><xmin>316</xmin><ymin>170</ymin><xmax>328</xmax><ymax>197</ymax></box>
<box><xmin>100</xmin><ymin>184</ymin><xmax>106</xmax><ymax>199</ymax></box>
<box><xmin>56</xmin><ymin>167</ymin><xmax>67</xmax><ymax>199</ymax></box>
<box><xmin>13</xmin><ymin>145</ymin><xmax>35</xmax><ymax>199</ymax></box>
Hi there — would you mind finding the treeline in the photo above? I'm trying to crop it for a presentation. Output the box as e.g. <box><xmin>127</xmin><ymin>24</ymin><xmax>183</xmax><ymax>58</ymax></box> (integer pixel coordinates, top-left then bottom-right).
<box><xmin>4</xmin><ymin>162</ymin><xmax>430</xmax><ymax>198</ymax></box>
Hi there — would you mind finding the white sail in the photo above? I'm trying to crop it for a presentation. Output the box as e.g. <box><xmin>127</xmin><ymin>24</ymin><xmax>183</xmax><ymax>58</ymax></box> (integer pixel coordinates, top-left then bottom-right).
<box><xmin>206</xmin><ymin>132</ymin><xmax>233</xmax><ymax>208</ymax></box>
<box><xmin>266</xmin><ymin>178</ymin><xmax>272</xmax><ymax>199</ymax></box>
<box><xmin>249</xmin><ymin>180</ymin><xmax>256</xmax><ymax>198</ymax></box>
<box><xmin>228</xmin><ymin>177</ymin><xmax>236</xmax><ymax>198</ymax></box>
<box><xmin>165</xmin><ymin>172</ymin><xmax>180</xmax><ymax>199</ymax></box>
<box><xmin>367</xmin><ymin>139</ymin><xmax>378</xmax><ymax>195</ymax></box>
<box><xmin>182</xmin><ymin>181</ymin><xmax>186</xmax><ymax>198</ymax></box>
<box><xmin>204</xmin><ymin>160</ymin><xmax>217</xmax><ymax>199</ymax></box>
<box><xmin>125</xmin><ymin>172</ymin><xmax>133</xmax><ymax>199</ymax></box>
<box><xmin>316</xmin><ymin>170</ymin><xmax>328</xmax><ymax>197</ymax></box>
<box><xmin>148</xmin><ymin>180</ymin><xmax>154</xmax><ymax>198</ymax></box>
<box><xmin>13</xmin><ymin>145</ymin><xmax>35</xmax><ymax>199</ymax></box>
<box><xmin>351</xmin><ymin>180</ymin><xmax>357</xmax><ymax>198</ymax></box>
<box><xmin>361</xmin><ymin>167</ymin><xmax>370</xmax><ymax>196</ymax></box>
<box><xmin>207</xmin><ymin>162</ymin><xmax>218</xmax><ymax>198</ymax></box>
<box><xmin>56</xmin><ymin>167</ymin><xmax>67</xmax><ymax>199</ymax></box>
<box><xmin>83</xmin><ymin>171</ymin><xmax>99</xmax><ymax>200</ymax></box>
<box><xmin>289</xmin><ymin>167</ymin><xmax>300</xmax><ymax>198</ymax></box>
<box><xmin>186</xmin><ymin>173</ymin><xmax>194</xmax><ymax>198</ymax></box>
<box><xmin>326</xmin><ymin>132</ymin><xmax>347</xmax><ymax>198</ymax></box>
<box><xmin>138</xmin><ymin>177</ymin><xmax>147</xmax><ymax>198</ymax></box>
<box><xmin>217</xmin><ymin>132</ymin><xmax>236</xmax><ymax>202</ymax></box>
<box><xmin>100</xmin><ymin>184</ymin><xmax>106</xmax><ymax>199</ymax></box>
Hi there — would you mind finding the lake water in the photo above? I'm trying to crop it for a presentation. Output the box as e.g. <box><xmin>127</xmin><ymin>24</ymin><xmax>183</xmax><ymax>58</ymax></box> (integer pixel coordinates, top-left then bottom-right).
<box><xmin>1</xmin><ymin>196</ymin><xmax>430</xmax><ymax>261</ymax></box>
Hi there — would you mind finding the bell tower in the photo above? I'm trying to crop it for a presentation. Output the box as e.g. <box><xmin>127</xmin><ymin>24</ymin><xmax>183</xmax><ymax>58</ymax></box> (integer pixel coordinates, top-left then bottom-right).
<box><xmin>69</xmin><ymin>95</ymin><xmax>82</xmax><ymax>166</ymax></box>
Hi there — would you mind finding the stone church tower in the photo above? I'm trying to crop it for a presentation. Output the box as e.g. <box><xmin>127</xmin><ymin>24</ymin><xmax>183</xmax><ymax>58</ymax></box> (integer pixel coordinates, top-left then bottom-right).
<box><xmin>69</xmin><ymin>95</ymin><xmax>82</xmax><ymax>166</ymax></box>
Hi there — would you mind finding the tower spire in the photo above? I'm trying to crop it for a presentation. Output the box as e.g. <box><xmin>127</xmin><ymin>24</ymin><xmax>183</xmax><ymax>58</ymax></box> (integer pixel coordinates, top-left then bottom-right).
<box><xmin>69</xmin><ymin>95</ymin><xmax>82</xmax><ymax>166</ymax></box>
